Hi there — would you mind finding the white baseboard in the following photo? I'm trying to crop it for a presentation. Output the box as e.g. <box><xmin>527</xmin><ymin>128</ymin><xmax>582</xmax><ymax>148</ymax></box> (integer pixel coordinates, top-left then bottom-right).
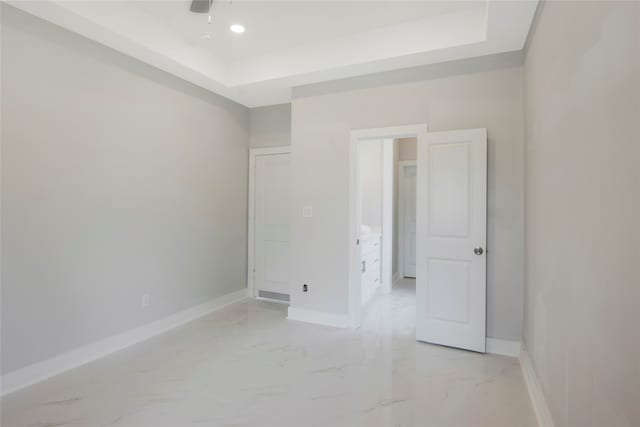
<box><xmin>1</xmin><ymin>288</ymin><xmax>250</xmax><ymax>396</ymax></box>
<box><xmin>520</xmin><ymin>350</ymin><xmax>555</xmax><ymax>427</ymax></box>
<box><xmin>287</xmin><ymin>307</ymin><xmax>349</xmax><ymax>329</ymax></box>
<box><xmin>486</xmin><ymin>338</ymin><xmax>522</xmax><ymax>357</ymax></box>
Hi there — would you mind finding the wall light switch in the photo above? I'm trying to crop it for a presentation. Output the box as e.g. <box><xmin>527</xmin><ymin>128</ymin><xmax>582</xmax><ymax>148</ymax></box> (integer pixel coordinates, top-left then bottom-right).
<box><xmin>302</xmin><ymin>206</ymin><xmax>313</xmax><ymax>218</ymax></box>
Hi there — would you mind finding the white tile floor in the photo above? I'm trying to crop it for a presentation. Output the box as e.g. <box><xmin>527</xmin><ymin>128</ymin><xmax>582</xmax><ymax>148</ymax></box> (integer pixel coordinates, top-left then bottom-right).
<box><xmin>1</xmin><ymin>279</ymin><xmax>536</xmax><ymax>427</ymax></box>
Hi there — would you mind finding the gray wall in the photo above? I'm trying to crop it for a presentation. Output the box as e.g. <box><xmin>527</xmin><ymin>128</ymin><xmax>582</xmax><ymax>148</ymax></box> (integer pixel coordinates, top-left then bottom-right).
<box><xmin>1</xmin><ymin>5</ymin><xmax>249</xmax><ymax>374</ymax></box>
<box><xmin>249</xmin><ymin>103</ymin><xmax>291</xmax><ymax>148</ymax></box>
<box><xmin>289</xmin><ymin>53</ymin><xmax>525</xmax><ymax>341</ymax></box>
<box><xmin>359</xmin><ymin>140</ymin><xmax>383</xmax><ymax>230</ymax></box>
<box><xmin>523</xmin><ymin>1</ymin><xmax>640</xmax><ymax>425</ymax></box>
<box><xmin>397</xmin><ymin>138</ymin><xmax>417</xmax><ymax>161</ymax></box>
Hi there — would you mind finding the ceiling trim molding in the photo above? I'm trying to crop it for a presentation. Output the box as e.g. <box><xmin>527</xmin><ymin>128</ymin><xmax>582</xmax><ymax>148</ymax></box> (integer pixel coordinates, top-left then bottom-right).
<box><xmin>291</xmin><ymin>51</ymin><xmax>524</xmax><ymax>100</ymax></box>
<box><xmin>6</xmin><ymin>0</ymin><xmax>537</xmax><ymax>107</ymax></box>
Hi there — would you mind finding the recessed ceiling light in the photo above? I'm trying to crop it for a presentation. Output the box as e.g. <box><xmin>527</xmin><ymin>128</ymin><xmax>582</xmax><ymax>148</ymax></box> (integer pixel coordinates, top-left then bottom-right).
<box><xmin>230</xmin><ymin>24</ymin><xmax>245</xmax><ymax>34</ymax></box>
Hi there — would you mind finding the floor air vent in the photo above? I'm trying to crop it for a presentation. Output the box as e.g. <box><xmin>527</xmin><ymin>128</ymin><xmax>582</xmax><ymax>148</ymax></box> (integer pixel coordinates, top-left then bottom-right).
<box><xmin>258</xmin><ymin>290</ymin><xmax>290</xmax><ymax>302</ymax></box>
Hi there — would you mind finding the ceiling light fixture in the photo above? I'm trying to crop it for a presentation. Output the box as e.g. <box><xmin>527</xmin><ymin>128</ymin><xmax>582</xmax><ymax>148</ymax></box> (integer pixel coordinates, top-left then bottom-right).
<box><xmin>230</xmin><ymin>24</ymin><xmax>245</xmax><ymax>34</ymax></box>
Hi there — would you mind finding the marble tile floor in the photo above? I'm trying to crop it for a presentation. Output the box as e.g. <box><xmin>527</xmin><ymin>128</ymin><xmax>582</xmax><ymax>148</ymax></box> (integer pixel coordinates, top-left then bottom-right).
<box><xmin>1</xmin><ymin>279</ymin><xmax>537</xmax><ymax>427</ymax></box>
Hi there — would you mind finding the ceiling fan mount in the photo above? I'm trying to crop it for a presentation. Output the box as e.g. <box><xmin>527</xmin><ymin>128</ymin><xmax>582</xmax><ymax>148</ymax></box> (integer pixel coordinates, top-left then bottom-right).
<box><xmin>190</xmin><ymin>0</ymin><xmax>213</xmax><ymax>14</ymax></box>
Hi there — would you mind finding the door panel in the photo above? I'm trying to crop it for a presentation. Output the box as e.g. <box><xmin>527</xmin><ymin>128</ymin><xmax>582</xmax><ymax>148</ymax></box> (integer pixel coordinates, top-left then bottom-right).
<box><xmin>428</xmin><ymin>259</ymin><xmax>470</xmax><ymax>323</ymax></box>
<box><xmin>255</xmin><ymin>153</ymin><xmax>291</xmax><ymax>297</ymax></box>
<box><xmin>401</xmin><ymin>165</ymin><xmax>417</xmax><ymax>278</ymax></box>
<box><xmin>416</xmin><ymin>129</ymin><xmax>487</xmax><ymax>353</ymax></box>
<box><xmin>428</xmin><ymin>144</ymin><xmax>470</xmax><ymax>238</ymax></box>
<box><xmin>264</xmin><ymin>241</ymin><xmax>289</xmax><ymax>283</ymax></box>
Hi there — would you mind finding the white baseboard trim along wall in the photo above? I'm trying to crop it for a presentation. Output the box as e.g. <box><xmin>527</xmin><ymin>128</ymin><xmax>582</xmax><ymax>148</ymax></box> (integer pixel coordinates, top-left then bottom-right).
<box><xmin>286</xmin><ymin>310</ymin><xmax>522</xmax><ymax>358</ymax></box>
<box><xmin>287</xmin><ymin>307</ymin><xmax>350</xmax><ymax>329</ymax></box>
<box><xmin>1</xmin><ymin>288</ymin><xmax>250</xmax><ymax>397</ymax></box>
<box><xmin>520</xmin><ymin>349</ymin><xmax>555</xmax><ymax>427</ymax></box>
<box><xmin>485</xmin><ymin>338</ymin><xmax>522</xmax><ymax>357</ymax></box>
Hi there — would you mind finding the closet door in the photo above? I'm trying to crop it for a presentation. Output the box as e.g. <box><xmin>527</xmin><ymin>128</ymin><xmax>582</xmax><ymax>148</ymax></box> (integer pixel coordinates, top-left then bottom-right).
<box><xmin>254</xmin><ymin>153</ymin><xmax>291</xmax><ymax>299</ymax></box>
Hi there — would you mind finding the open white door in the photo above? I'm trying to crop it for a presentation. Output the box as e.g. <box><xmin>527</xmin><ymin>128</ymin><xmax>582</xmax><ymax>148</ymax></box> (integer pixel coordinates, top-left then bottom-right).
<box><xmin>415</xmin><ymin>128</ymin><xmax>487</xmax><ymax>353</ymax></box>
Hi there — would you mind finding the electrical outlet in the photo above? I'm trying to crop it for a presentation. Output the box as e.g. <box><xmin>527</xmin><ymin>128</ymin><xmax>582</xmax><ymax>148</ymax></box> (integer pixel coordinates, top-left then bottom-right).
<box><xmin>303</xmin><ymin>284</ymin><xmax>308</xmax><ymax>292</ymax></box>
<box><xmin>141</xmin><ymin>293</ymin><xmax>150</xmax><ymax>308</ymax></box>
<box><xmin>302</xmin><ymin>206</ymin><xmax>313</xmax><ymax>218</ymax></box>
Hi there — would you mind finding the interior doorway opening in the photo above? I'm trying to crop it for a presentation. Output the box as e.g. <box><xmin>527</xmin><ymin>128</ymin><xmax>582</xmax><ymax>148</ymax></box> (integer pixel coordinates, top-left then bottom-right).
<box><xmin>356</xmin><ymin>137</ymin><xmax>419</xmax><ymax>312</ymax></box>
<box><xmin>349</xmin><ymin>125</ymin><xmax>427</xmax><ymax>328</ymax></box>
<box><xmin>349</xmin><ymin>125</ymin><xmax>488</xmax><ymax>353</ymax></box>
<box><xmin>349</xmin><ymin>126</ymin><xmax>487</xmax><ymax>353</ymax></box>
<box><xmin>356</xmin><ymin>138</ymin><xmax>390</xmax><ymax>308</ymax></box>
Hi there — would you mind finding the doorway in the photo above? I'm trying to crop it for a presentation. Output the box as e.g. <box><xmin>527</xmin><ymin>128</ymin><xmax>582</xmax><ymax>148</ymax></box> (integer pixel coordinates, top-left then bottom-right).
<box><xmin>353</xmin><ymin>137</ymin><xmax>419</xmax><ymax>321</ymax></box>
<box><xmin>349</xmin><ymin>125</ymin><xmax>427</xmax><ymax>328</ymax></box>
<box><xmin>349</xmin><ymin>125</ymin><xmax>488</xmax><ymax>353</ymax></box>
<box><xmin>356</xmin><ymin>138</ymin><xmax>393</xmax><ymax>309</ymax></box>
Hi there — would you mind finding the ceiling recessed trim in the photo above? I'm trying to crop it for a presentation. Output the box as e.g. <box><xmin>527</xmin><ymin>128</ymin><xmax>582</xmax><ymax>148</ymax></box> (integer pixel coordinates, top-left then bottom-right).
<box><xmin>6</xmin><ymin>0</ymin><xmax>538</xmax><ymax>107</ymax></box>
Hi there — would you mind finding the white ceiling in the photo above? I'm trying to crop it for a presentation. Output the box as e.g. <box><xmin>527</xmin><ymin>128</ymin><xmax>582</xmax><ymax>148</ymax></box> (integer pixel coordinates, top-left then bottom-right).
<box><xmin>9</xmin><ymin>0</ymin><xmax>538</xmax><ymax>107</ymax></box>
<box><xmin>134</xmin><ymin>1</ymin><xmax>481</xmax><ymax>62</ymax></box>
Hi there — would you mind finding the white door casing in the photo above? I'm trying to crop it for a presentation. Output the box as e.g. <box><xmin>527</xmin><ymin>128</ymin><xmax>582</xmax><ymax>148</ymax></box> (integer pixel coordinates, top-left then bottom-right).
<box><xmin>399</xmin><ymin>162</ymin><xmax>417</xmax><ymax>278</ymax></box>
<box><xmin>253</xmin><ymin>151</ymin><xmax>291</xmax><ymax>298</ymax></box>
<box><xmin>415</xmin><ymin>128</ymin><xmax>487</xmax><ymax>353</ymax></box>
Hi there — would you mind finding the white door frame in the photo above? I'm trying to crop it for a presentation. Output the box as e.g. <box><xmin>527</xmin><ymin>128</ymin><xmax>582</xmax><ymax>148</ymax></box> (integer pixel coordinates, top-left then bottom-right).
<box><xmin>349</xmin><ymin>124</ymin><xmax>428</xmax><ymax>327</ymax></box>
<box><xmin>247</xmin><ymin>146</ymin><xmax>291</xmax><ymax>298</ymax></box>
<box><xmin>397</xmin><ymin>160</ymin><xmax>417</xmax><ymax>279</ymax></box>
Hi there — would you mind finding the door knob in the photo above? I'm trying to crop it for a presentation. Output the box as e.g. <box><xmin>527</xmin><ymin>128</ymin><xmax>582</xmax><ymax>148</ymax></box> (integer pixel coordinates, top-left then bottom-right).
<box><xmin>474</xmin><ymin>247</ymin><xmax>484</xmax><ymax>255</ymax></box>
